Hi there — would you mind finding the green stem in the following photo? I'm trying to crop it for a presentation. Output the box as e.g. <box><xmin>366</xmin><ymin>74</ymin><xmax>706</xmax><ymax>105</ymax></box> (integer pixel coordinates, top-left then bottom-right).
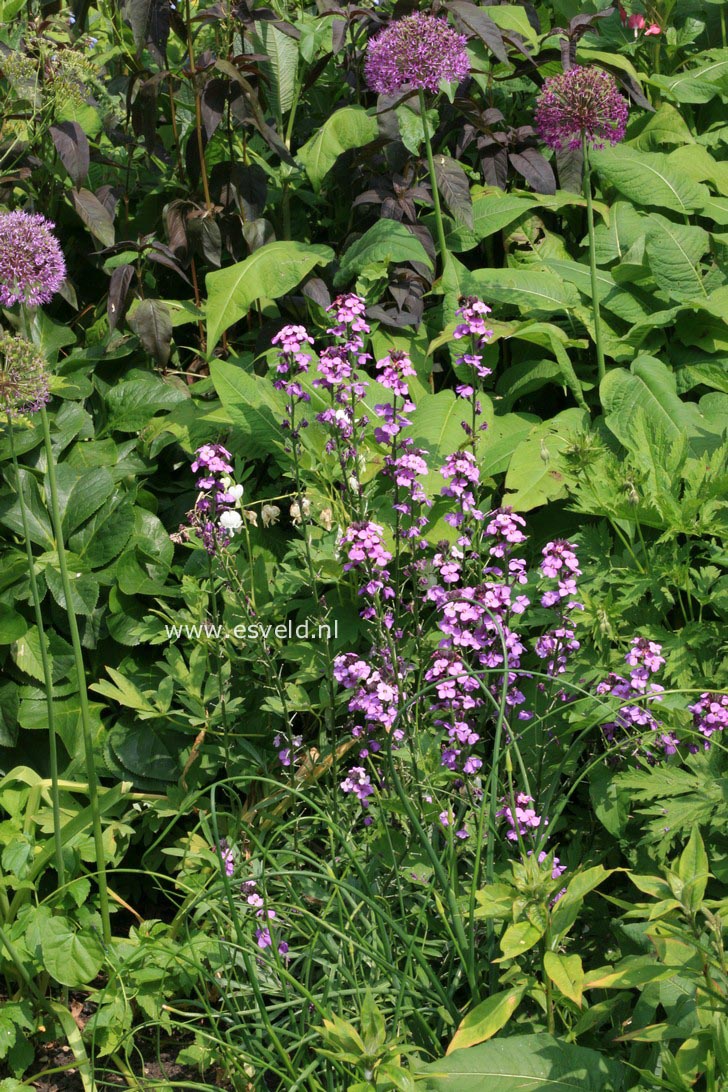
<box><xmin>7</xmin><ymin>416</ymin><xmax>65</xmax><ymax>889</ymax></box>
<box><xmin>419</xmin><ymin>88</ymin><xmax>448</xmax><ymax>272</ymax></box>
<box><xmin>40</xmin><ymin>407</ymin><xmax>111</xmax><ymax>946</ymax></box>
<box><xmin>582</xmin><ymin>136</ymin><xmax>606</xmax><ymax>386</ymax></box>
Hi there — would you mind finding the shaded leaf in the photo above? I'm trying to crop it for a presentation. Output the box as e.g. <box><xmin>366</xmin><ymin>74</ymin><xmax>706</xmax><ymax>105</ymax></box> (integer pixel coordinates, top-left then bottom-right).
<box><xmin>127</xmin><ymin>298</ymin><xmax>173</xmax><ymax>365</ymax></box>
<box><xmin>70</xmin><ymin>188</ymin><xmax>115</xmax><ymax>248</ymax></box>
<box><xmin>50</xmin><ymin>121</ymin><xmax>89</xmax><ymax>187</ymax></box>
<box><xmin>433</xmin><ymin>155</ymin><xmax>473</xmax><ymax>229</ymax></box>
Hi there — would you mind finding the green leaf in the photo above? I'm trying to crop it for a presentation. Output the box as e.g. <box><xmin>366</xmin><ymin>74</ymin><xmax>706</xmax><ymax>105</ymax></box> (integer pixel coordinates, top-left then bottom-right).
<box><xmin>464</xmin><ymin>267</ymin><xmax>580</xmax><ymax>314</ymax></box>
<box><xmin>503</xmin><ymin>408</ymin><xmax>587</xmax><ymax>511</ymax></box>
<box><xmin>628</xmin><ymin>103</ymin><xmax>696</xmax><ymax>151</ymax></box>
<box><xmin>676</xmin><ymin>827</ymin><xmax>710</xmax><ymax>910</ymax></box>
<box><xmin>55</xmin><ymin>466</ymin><xmax>115</xmax><ymax>536</ymax></box>
<box><xmin>105</xmin><ymin>376</ymin><xmax>188</xmax><ymax>433</ymax></box>
<box><xmin>601</xmin><ymin>356</ymin><xmax>718</xmax><ymax>456</ymax></box>
<box><xmin>41</xmin><ymin>917</ymin><xmax>105</xmax><ymax>987</ymax></box>
<box><xmin>445</xmin><ymin>192</ymin><xmax>537</xmax><ymax>253</ymax></box>
<box><xmin>485</xmin><ymin>3</ymin><xmax>539</xmax><ymax>45</ymax></box>
<box><xmin>253</xmin><ymin>22</ymin><xmax>299</xmax><ymax>115</ymax></box>
<box><xmin>643</xmin><ymin>214</ymin><xmax>709</xmax><ymax>300</ymax></box>
<box><xmin>447</xmin><ymin>988</ymin><xmax>524</xmax><ymax>1054</ymax></box>
<box><xmin>544</xmin><ymin>951</ymin><xmax>585</xmax><ymax>1007</ymax></box>
<box><xmin>335</xmin><ymin>221</ymin><xmax>432</xmax><ymax>287</ymax></box>
<box><xmin>648</xmin><ymin>52</ymin><xmax>728</xmax><ymax>104</ymax></box>
<box><xmin>498</xmin><ymin>919</ymin><xmax>544</xmax><ymax>960</ymax></box>
<box><xmin>210</xmin><ymin>361</ymin><xmax>286</xmax><ymax>458</ymax></box>
<box><xmin>590</xmin><ymin>146</ymin><xmax>709</xmax><ymax>214</ymax></box>
<box><xmin>206</xmin><ymin>241</ymin><xmax>333</xmax><ymax>351</ymax></box>
<box><xmin>0</xmin><ymin>611</ymin><xmax>27</xmax><ymax>645</ymax></box>
<box><xmin>418</xmin><ymin>1033</ymin><xmax>624</xmax><ymax>1090</ymax></box>
<box><xmin>298</xmin><ymin>107</ymin><xmax>377</xmax><ymax>190</ymax></box>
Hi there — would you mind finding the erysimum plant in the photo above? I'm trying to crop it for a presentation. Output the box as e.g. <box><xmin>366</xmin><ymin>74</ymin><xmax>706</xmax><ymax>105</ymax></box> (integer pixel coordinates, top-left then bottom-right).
<box><xmin>535</xmin><ymin>66</ymin><xmax>629</xmax><ymax>385</ymax></box>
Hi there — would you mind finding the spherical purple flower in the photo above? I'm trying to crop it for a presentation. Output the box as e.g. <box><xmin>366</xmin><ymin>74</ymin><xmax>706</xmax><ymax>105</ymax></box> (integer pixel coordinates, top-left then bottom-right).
<box><xmin>0</xmin><ymin>332</ymin><xmax>51</xmax><ymax>417</ymax></box>
<box><xmin>535</xmin><ymin>66</ymin><xmax>629</xmax><ymax>152</ymax></box>
<box><xmin>0</xmin><ymin>210</ymin><xmax>66</xmax><ymax>307</ymax></box>
<box><xmin>364</xmin><ymin>14</ymin><xmax>470</xmax><ymax>95</ymax></box>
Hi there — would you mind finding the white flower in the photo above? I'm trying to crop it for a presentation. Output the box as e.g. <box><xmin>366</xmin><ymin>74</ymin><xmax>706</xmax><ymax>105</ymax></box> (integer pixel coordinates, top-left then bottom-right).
<box><xmin>228</xmin><ymin>483</ymin><xmax>244</xmax><ymax>503</ymax></box>
<box><xmin>219</xmin><ymin>510</ymin><xmax>243</xmax><ymax>534</ymax></box>
<box><xmin>290</xmin><ymin>502</ymin><xmax>302</xmax><ymax>526</ymax></box>
<box><xmin>244</xmin><ymin>509</ymin><xmax>258</xmax><ymax>527</ymax></box>
<box><xmin>319</xmin><ymin>507</ymin><xmax>333</xmax><ymax>531</ymax></box>
<box><xmin>261</xmin><ymin>504</ymin><xmax>281</xmax><ymax>527</ymax></box>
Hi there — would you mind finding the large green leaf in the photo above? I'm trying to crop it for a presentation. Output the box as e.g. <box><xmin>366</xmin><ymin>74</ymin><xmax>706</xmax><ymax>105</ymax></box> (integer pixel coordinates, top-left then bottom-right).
<box><xmin>445</xmin><ymin>191</ymin><xmax>537</xmax><ymax>253</ymax></box>
<box><xmin>503</xmin><ymin>409</ymin><xmax>588</xmax><ymax>511</ymax></box>
<box><xmin>590</xmin><ymin>146</ymin><xmax>709</xmax><ymax>214</ymax></box>
<box><xmin>463</xmin><ymin>268</ymin><xmax>580</xmax><ymax>314</ymax></box>
<box><xmin>592</xmin><ymin>201</ymin><xmax>647</xmax><ymax>264</ymax></box>
<box><xmin>41</xmin><ymin>917</ymin><xmax>105</xmax><ymax>987</ymax></box>
<box><xmin>205</xmin><ymin>241</ymin><xmax>333</xmax><ymax>351</ymax></box>
<box><xmin>335</xmin><ymin>221</ymin><xmax>433</xmax><ymax>286</ymax></box>
<box><xmin>644</xmin><ymin>214</ymin><xmax>709</xmax><ymax>300</ymax></box>
<box><xmin>210</xmin><ymin>360</ymin><xmax>287</xmax><ymax>458</ymax></box>
<box><xmin>418</xmin><ymin>1033</ymin><xmax>624</xmax><ymax>1090</ymax></box>
<box><xmin>648</xmin><ymin>51</ymin><xmax>728</xmax><ymax>104</ymax></box>
<box><xmin>539</xmin><ymin>259</ymin><xmax>650</xmax><ymax>325</ymax></box>
<box><xmin>601</xmin><ymin>356</ymin><xmax>721</xmax><ymax>456</ymax></box>
<box><xmin>298</xmin><ymin>107</ymin><xmax>378</xmax><ymax>190</ymax></box>
<box><xmin>253</xmin><ymin>22</ymin><xmax>299</xmax><ymax>115</ymax></box>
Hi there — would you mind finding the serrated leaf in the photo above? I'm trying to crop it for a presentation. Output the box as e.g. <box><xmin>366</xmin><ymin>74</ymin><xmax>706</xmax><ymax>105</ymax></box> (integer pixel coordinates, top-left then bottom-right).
<box><xmin>254</xmin><ymin>22</ymin><xmax>299</xmax><ymax>116</ymax></box>
<box><xmin>41</xmin><ymin>917</ymin><xmax>104</xmax><ymax>987</ymax></box>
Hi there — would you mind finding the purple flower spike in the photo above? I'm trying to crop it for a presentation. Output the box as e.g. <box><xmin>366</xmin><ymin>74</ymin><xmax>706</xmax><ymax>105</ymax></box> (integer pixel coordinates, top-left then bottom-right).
<box><xmin>535</xmin><ymin>66</ymin><xmax>629</xmax><ymax>152</ymax></box>
<box><xmin>364</xmin><ymin>14</ymin><xmax>470</xmax><ymax>95</ymax></box>
<box><xmin>0</xmin><ymin>210</ymin><xmax>66</xmax><ymax>307</ymax></box>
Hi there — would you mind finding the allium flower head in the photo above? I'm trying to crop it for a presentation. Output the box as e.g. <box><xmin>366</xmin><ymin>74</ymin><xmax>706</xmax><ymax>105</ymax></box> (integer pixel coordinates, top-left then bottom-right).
<box><xmin>0</xmin><ymin>332</ymin><xmax>51</xmax><ymax>417</ymax></box>
<box><xmin>0</xmin><ymin>210</ymin><xmax>66</xmax><ymax>307</ymax></box>
<box><xmin>534</xmin><ymin>66</ymin><xmax>629</xmax><ymax>152</ymax></box>
<box><xmin>364</xmin><ymin>14</ymin><xmax>470</xmax><ymax>95</ymax></box>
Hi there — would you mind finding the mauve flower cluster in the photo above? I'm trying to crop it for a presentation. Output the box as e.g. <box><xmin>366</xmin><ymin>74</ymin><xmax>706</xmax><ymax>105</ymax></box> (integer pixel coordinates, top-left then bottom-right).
<box><xmin>497</xmin><ymin>792</ymin><xmax>547</xmax><ymax>841</ymax></box>
<box><xmin>0</xmin><ymin>332</ymin><xmax>51</xmax><ymax>417</ymax></box>
<box><xmin>688</xmin><ymin>692</ymin><xmax>727</xmax><ymax>747</ymax></box>
<box><xmin>364</xmin><ymin>13</ymin><xmax>470</xmax><ymax>95</ymax></box>
<box><xmin>314</xmin><ymin>294</ymin><xmax>371</xmax><ymax>494</ymax></box>
<box><xmin>0</xmin><ymin>210</ymin><xmax>66</xmax><ymax>307</ymax></box>
<box><xmin>596</xmin><ymin>637</ymin><xmax>677</xmax><ymax>760</ymax></box>
<box><xmin>535</xmin><ymin>66</ymin><xmax>629</xmax><ymax>152</ymax></box>
<box><xmin>188</xmin><ymin>443</ymin><xmax>238</xmax><ymax>554</ymax></box>
<box><xmin>271</xmin><ymin>325</ymin><xmax>313</xmax><ymax>445</ymax></box>
<box><xmin>240</xmin><ymin>878</ymin><xmax>288</xmax><ymax>956</ymax></box>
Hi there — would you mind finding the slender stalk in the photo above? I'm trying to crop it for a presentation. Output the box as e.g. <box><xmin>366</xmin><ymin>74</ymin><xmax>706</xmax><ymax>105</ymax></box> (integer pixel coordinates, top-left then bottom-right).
<box><xmin>7</xmin><ymin>416</ymin><xmax>65</xmax><ymax>888</ymax></box>
<box><xmin>418</xmin><ymin>89</ymin><xmax>448</xmax><ymax>271</ymax></box>
<box><xmin>582</xmin><ymin>135</ymin><xmax>606</xmax><ymax>385</ymax></box>
<box><xmin>39</xmin><ymin>406</ymin><xmax>111</xmax><ymax>945</ymax></box>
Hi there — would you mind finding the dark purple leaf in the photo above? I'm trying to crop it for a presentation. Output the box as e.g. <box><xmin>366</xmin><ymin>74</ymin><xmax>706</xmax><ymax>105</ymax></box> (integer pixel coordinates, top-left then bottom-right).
<box><xmin>332</xmin><ymin>18</ymin><xmax>347</xmax><ymax>54</ymax></box>
<box><xmin>555</xmin><ymin>146</ymin><xmax>584</xmax><ymax>192</ymax></box>
<box><xmin>447</xmin><ymin>1</ymin><xmax>508</xmax><ymax>63</ymax></box>
<box><xmin>163</xmin><ymin>199</ymin><xmax>192</xmax><ymax>258</ymax></box>
<box><xmin>187</xmin><ymin>214</ymin><xmax>222</xmax><ymax>267</ymax></box>
<box><xmin>127</xmin><ymin>298</ymin><xmax>173</xmax><ymax>366</ymax></box>
<box><xmin>108</xmin><ymin>264</ymin><xmax>135</xmax><ymax>332</ymax></box>
<box><xmin>50</xmin><ymin>121</ymin><xmax>89</xmax><ymax>187</ymax></box>
<box><xmin>148</xmin><ymin>247</ymin><xmax>193</xmax><ymax>283</ymax></box>
<box><xmin>70</xmin><ymin>188</ymin><xmax>116</xmax><ymax>248</ymax></box>
<box><xmin>569</xmin><ymin>8</ymin><xmax>615</xmax><ymax>33</ymax></box>
<box><xmin>242</xmin><ymin>218</ymin><xmax>276</xmax><ymax>253</ymax></box>
<box><xmin>433</xmin><ymin>155</ymin><xmax>473</xmax><ymax>229</ymax></box>
<box><xmin>481</xmin><ymin>147</ymin><xmax>509</xmax><ymax>190</ymax></box>
<box><xmin>214</xmin><ymin>60</ymin><xmax>295</xmax><ymax>165</ymax></box>
<box><xmin>126</xmin><ymin>0</ymin><xmax>171</xmax><ymax>65</ymax></box>
<box><xmin>509</xmin><ymin>149</ymin><xmax>556</xmax><ymax>195</ymax></box>
<box><xmin>131</xmin><ymin>75</ymin><xmax>163</xmax><ymax>154</ymax></box>
<box><xmin>201</xmin><ymin>78</ymin><xmax>228</xmax><ymax>141</ymax></box>
<box><xmin>95</xmin><ymin>186</ymin><xmax>121</xmax><ymax>220</ymax></box>
<box><xmin>302</xmin><ymin>276</ymin><xmax>331</xmax><ymax>310</ymax></box>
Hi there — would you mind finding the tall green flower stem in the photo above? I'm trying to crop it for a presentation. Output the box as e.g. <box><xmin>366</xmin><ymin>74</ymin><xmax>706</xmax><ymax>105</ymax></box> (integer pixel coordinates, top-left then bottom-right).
<box><xmin>582</xmin><ymin>134</ymin><xmax>606</xmax><ymax>384</ymax></box>
<box><xmin>39</xmin><ymin>405</ymin><xmax>111</xmax><ymax>946</ymax></box>
<box><xmin>6</xmin><ymin>415</ymin><xmax>65</xmax><ymax>890</ymax></box>
<box><xmin>418</xmin><ymin>89</ymin><xmax>448</xmax><ymax>272</ymax></box>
